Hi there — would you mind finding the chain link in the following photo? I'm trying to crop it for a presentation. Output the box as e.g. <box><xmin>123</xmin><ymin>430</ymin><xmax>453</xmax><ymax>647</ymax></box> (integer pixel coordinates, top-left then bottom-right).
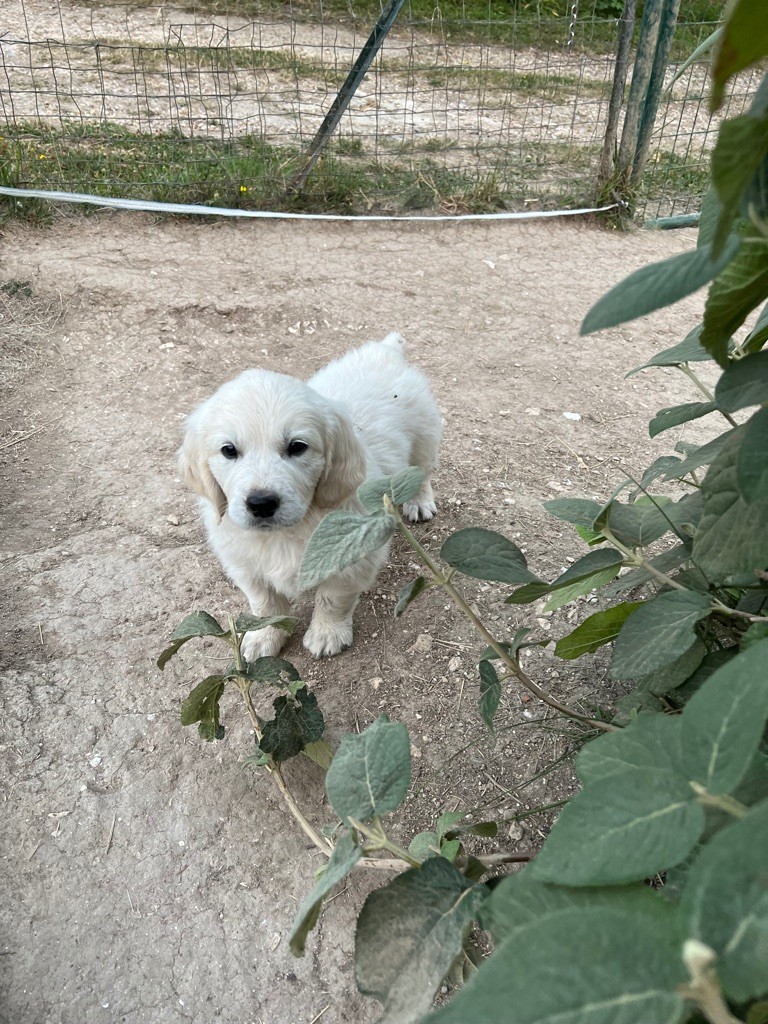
<box><xmin>567</xmin><ymin>0</ymin><xmax>579</xmax><ymax>48</ymax></box>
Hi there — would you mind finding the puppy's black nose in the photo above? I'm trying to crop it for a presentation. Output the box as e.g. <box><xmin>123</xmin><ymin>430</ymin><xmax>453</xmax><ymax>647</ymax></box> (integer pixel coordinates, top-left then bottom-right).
<box><xmin>246</xmin><ymin>491</ymin><xmax>281</xmax><ymax>519</ymax></box>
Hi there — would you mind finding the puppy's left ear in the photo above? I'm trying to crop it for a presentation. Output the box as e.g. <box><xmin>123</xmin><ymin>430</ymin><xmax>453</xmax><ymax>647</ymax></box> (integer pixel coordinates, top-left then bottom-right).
<box><xmin>315</xmin><ymin>405</ymin><xmax>367</xmax><ymax>509</ymax></box>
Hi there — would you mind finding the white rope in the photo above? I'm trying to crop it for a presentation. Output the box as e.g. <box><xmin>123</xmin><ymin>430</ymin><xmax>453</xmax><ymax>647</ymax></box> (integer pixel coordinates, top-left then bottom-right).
<box><xmin>0</xmin><ymin>185</ymin><xmax>620</xmax><ymax>222</ymax></box>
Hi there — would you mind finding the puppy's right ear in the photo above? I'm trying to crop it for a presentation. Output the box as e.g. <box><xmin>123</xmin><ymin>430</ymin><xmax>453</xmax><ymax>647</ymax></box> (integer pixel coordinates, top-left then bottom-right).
<box><xmin>178</xmin><ymin>429</ymin><xmax>227</xmax><ymax>521</ymax></box>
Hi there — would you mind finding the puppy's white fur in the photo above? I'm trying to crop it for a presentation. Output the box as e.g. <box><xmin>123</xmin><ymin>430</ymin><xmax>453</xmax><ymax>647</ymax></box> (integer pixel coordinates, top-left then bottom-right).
<box><xmin>179</xmin><ymin>333</ymin><xmax>441</xmax><ymax>659</ymax></box>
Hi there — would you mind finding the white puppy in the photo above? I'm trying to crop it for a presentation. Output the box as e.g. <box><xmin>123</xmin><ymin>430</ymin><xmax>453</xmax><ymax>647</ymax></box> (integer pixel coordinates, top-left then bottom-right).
<box><xmin>179</xmin><ymin>333</ymin><xmax>441</xmax><ymax>659</ymax></box>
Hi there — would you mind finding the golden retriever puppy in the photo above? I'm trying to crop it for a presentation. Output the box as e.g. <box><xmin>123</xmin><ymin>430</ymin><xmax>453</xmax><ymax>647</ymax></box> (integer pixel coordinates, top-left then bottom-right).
<box><xmin>179</xmin><ymin>333</ymin><xmax>441</xmax><ymax>659</ymax></box>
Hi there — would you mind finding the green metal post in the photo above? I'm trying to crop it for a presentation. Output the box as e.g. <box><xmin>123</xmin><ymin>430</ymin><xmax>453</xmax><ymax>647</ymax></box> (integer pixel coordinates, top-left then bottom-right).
<box><xmin>631</xmin><ymin>0</ymin><xmax>682</xmax><ymax>182</ymax></box>
<box><xmin>616</xmin><ymin>0</ymin><xmax>665</xmax><ymax>183</ymax></box>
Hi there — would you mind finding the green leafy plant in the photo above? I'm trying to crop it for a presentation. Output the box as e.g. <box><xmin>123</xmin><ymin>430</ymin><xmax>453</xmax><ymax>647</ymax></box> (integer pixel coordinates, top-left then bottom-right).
<box><xmin>161</xmin><ymin>3</ymin><xmax>768</xmax><ymax>1019</ymax></box>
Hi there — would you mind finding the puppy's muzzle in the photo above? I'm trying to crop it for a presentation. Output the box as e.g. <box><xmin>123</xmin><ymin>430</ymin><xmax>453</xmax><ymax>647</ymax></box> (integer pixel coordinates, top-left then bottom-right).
<box><xmin>245</xmin><ymin>490</ymin><xmax>281</xmax><ymax>520</ymax></box>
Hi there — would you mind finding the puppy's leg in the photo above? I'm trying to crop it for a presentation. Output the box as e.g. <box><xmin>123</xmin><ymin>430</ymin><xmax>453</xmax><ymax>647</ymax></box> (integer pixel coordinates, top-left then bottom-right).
<box><xmin>303</xmin><ymin>584</ymin><xmax>361</xmax><ymax>658</ymax></box>
<box><xmin>402</xmin><ymin>430</ymin><xmax>440</xmax><ymax>523</ymax></box>
<box><xmin>240</xmin><ymin>582</ymin><xmax>292</xmax><ymax>662</ymax></box>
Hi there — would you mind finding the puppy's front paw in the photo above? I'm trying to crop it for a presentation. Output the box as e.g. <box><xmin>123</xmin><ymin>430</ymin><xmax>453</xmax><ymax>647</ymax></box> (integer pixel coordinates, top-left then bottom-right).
<box><xmin>402</xmin><ymin>498</ymin><xmax>437</xmax><ymax>522</ymax></box>
<box><xmin>241</xmin><ymin>625</ymin><xmax>288</xmax><ymax>663</ymax></box>
<box><xmin>303</xmin><ymin>621</ymin><xmax>353</xmax><ymax>658</ymax></box>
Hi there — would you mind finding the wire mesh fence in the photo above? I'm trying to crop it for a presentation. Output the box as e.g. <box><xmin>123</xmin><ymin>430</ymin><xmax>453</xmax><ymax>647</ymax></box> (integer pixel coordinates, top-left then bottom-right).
<box><xmin>0</xmin><ymin>0</ymin><xmax>758</xmax><ymax>218</ymax></box>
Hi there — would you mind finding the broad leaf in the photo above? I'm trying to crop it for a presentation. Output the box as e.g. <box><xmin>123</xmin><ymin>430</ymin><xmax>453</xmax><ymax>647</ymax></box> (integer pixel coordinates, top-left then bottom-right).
<box><xmin>702</xmin><ymin>231</ymin><xmax>768</xmax><ymax>366</ymax></box>
<box><xmin>625</xmin><ymin>325</ymin><xmax>712</xmax><ymax>377</ymax></box>
<box><xmin>180</xmin><ymin>674</ymin><xmax>226</xmax><ymax>741</ymax></box>
<box><xmin>744</xmin><ymin>299</ymin><xmax>768</xmax><ymax>353</ymax></box>
<box><xmin>157</xmin><ymin>610</ymin><xmax>227</xmax><ymax>669</ymax></box>
<box><xmin>234</xmin><ymin>656</ymin><xmax>300</xmax><ymax>684</ymax></box>
<box><xmin>681</xmin><ymin>639</ymin><xmax>768</xmax><ymax>795</ymax></box>
<box><xmin>357</xmin><ymin>467</ymin><xmax>425</xmax><ymax>515</ymax></box>
<box><xmin>610</xmin><ymin>591</ymin><xmax>711</xmax><ymax>681</ymax></box>
<box><xmin>394</xmin><ymin>576</ymin><xmax>430</xmax><ymax>618</ymax></box>
<box><xmin>638</xmin><ymin>639</ymin><xmax>708</xmax><ymax>696</ymax></box>
<box><xmin>479</xmin><ymin>659</ymin><xmax>501</xmax><ymax>731</ymax></box>
<box><xmin>716</xmin><ymin>351</ymin><xmax>768</xmax><ymax>411</ymax></box>
<box><xmin>682</xmin><ymin>799</ymin><xmax>768</xmax><ymax>1001</ymax></box>
<box><xmin>580</xmin><ymin>236</ymin><xmax>740</xmax><ymax>336</ymax></box>
<box><xmin>541</xmin><ymin>566</ymin><xmax>622</xmax><ymax>612</ymax></box>
<box><xmin>427</xmin><ymin>905</ymin><xmax>686</xmax><ymax>1024</ymax></box>
<box><xmin>325</xmin><ymin>716</ymin><xmax>411</xmax><ymax>825</ymax></box>
<box><xmin>542</xmin><ymin>497</ymin><xmax>603</xmax><ymax>528</ymax></box>
<box><xmin>692</xmin><ymin>427</ymin><xmax>768</xmax><ymax>578</ymax></box>
<box><xmin>298</xmin><ymin>511</ymin><xmax>395</xmax><ymax>590</ymax></box>
<box><xmin>529</xmin><ymin>768</ymin><xmax>705</xmax><ymax>885</ymax></box>
<box><xmin>554</xmin><ymin>601</ymin><xmax>641</xmax><ymax>660</ymax></box>
<box><xmin>712</xmin><ymin>0</ymin><xmax>768</xmax><ymax>110</ymax></box>
<box><xmin>511</xmin><ymin>548</ymin><xmax>626</xmax><ymax>610</ymax></box>
<box><xmin>408</xmin><ymin>831</ymin><xmax>439</xmax><ymax>861</ymax></box>
<box><xmin>234</xmin><ymin>613</ymin><xmax>296</xmax><ymax>636</ymax></box>
<box><xmin>356</xmin><ymin>857</ymin><xmax>486</xmax><ymax>1024</ymax></box>
<box><xmin>577</xmin><ymin>713</ymin><xmax>684</xmax><ymax>786</ymax></box>
<box><xmin>711</xmin><ymin>112</ymin><xmax>768</xmax><ymax>257</ymax></box>
<box><xmin>597</xmin><ymin>493</ymin><xmax>702</xmax><ymax>549</ymax></box>
<box><xmin>737</xmin><ymin>405</ymin><xmax>768</xmax><ymax>502</ymax></box>
<box><xmin>259</xmin><ymin>686</ymin><xmax>325</xmax><ymax>762</ymax></box>
<box><xmin>484</xmin><ymin>873</ymin><xmax>679</xmax><ymax>944</ymax></box>
<box><xmin>648</xmin><ymin>402</ymin><xmax>718</xmax><ymax>438</ymax></box>
<box><xmin>742</xmin><ymin>620</ymin><xmax>768</xmax><ymax>651</ymax></box>
<box><xmin>666</xmin><ymin>428</ymin><xmax>736</xmax><ymax>479</ymax></box>
<box><xmin>440</xmin><ymin>528</ymin><xmax>540</xmax><ymax>585</ymax></box>
<box><xmin>289</xmin><ymin>832</ymin><xmax>362</xmax><ymax>956</ymax></box>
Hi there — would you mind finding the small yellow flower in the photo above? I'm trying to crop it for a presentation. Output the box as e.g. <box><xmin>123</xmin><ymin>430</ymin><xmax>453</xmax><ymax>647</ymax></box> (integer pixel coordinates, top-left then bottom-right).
<box><xmin>38</xmin><ymin>153</ymin><xmax>46</xmax><ymax>159</ymax></box>
<box><xmin>239</xmin><ymin>185</ymin><xmax>248</xmax><ymax>193</ymax></box>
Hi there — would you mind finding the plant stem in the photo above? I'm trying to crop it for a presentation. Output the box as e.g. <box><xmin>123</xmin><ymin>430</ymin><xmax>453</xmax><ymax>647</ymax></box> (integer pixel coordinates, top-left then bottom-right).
<box><xmin>711</xmin><ymin>600</ymin><xmax>768</xmax><ymax>625</ymax></box>
<box><xmin>678</xmin><ymin>364</ymin><xmax>738</xmax><ymax>429</ymax></box>
<box><xmin>387</xmin><ymin>500</ymin><xmax>617</xmax><ymax>733</ymax></box>
<box><xmin>236</xmin><ymin>675</ymin><xmax>334</xmax><ymax>858</ymax></box>
<box><xmin>689</xmin><ymin>782</ymin><xmax>748</xmax><ymax>818</ymax></box>
<box><xmin>350</xmin><ymin>816</ymin><xmax>422</xmax><ymax>867</ymax></box>
<box><xmin>681</xmin><ymin>940</ymin><xmax>745</xmax><ymax>1024</ymax></box>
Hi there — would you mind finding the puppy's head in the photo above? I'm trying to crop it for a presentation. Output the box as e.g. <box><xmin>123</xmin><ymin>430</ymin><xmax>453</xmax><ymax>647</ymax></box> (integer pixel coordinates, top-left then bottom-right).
<box><xmin>179</xmin><ymin>369</ymin><xmax>366</xmax><ymax>530</ymax></box>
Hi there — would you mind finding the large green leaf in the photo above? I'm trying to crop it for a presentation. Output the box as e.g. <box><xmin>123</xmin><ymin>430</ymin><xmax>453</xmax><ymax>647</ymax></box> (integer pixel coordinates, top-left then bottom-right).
<box><xmin>289</xmin><ymin>832</ymin><xmax>362</xmax><ymax>956</ymax></box>
<box><xmin>157</xmin><ymin>610</ymin><xmax>227</xmax><ymax>669</ymax></box>
<box><xmin>716</xmin><ymin>351</ymin><xmax>768</xmax><ymax>411</ymax></box>
<box><xmin>596</xmin><ymin>493</ymin><xmax>701</xmax><ymax>549</ymax></box>
<box><xmin>711</xmin><ymin>112</ymin><xmax>768</xmax><ymax>258</ymax></box>
<box><xmin>610</xmin><ymin>591</ymin><xmax>712</xmax><ymax>681</ymax></box>
<box><xmin>681</xmin><ymin>639</ymin><xmax>768</xmax><ymax>795</ymax></box>
<box><xmin>325</xmin><ymin>716</ymin><xmax>411</xmax><ymax>825</ymax></box>
<box><xmin>356</xmin><ymin>857</ymin><xmax>486</xmax><ymax>1024</ymax></box>
<box><xmin>577</xmin><ymin>713</ymin><xmax>684</xmax><ymax>785</ymax></box>
<box><xmin>702</xmin><ymin>231</ymin><xmax>768</xmax><ymax>366</ymax></box>
<box><xmin>427</xmin><ymin>906</ymin><xmax>686</xmax><ymax>1024</ymax></box>
<box><xmin>484</xmin><ymin>873</ymin><xmax>678</xmax><ymax>945</ymax></box>
<box><xmin>682</xmin><ymin>800</ymin><xmax>768</xmax><ymax>1001</ymax></box>
<box><xmin>529</xmin><ymin>768</ymin><xmax>705</xmax><ymax>885</ymax></box>
<box><xmin>625</xmin><ymin>325</ymin><xmax>712</xmax><ymax>377</ymax></box>
<box><xmin>554</xmin><ymin>602</ymin><xmax>641</xmax><ymax>660</ymax></box>
<box><xmin>440</xmin><ymin>528</ymin><xmax>540</xmax><ymax>585</ymax></box>
<box><xmin>712</xmin><ymin>0</ymin><xmax>768</xmax><ymax>110</ymax></box>
<box><xmin>357</xmin><ymin>467</ymin><xmax>425</xmax><ymax>515</ymax></box>
<box><xmin>580</xmin><ymin>236</ymin><xmax>740</xmax><ymax>336</ymax></box>
<box><xmin>234</xmin><ymin>613</ymin><xmax>296</xmax><ymax>636</ymax></box>
<box><xmin>233</xmin><ymin>655</ymin><xmax>301</xmax><ymax>684</ymax></box>
<box><xmin>542</xmin><ymin>497</ymin><xmax>604</xmax><ymax>528</ymax></box>
<box><xmin>692</xmin><ymin>427</ymin><xmax>768</xmax><ymax>578</ymax></box>
<box><xmin>259</xmin><ymin>686</ymin><xmax>325</xmax><ymax>762</ymax></box>
<box><xmin>542</xmin><ymin>566</ymin><xmax>623</xmax><ymax>612</ymax></box>
<box><xmin>298</xmin><ymin>511</ymin><xmax>395</xmax><ymax>590</ymax></box>
<box><xmin>180</xmin><ymin>675</ymin><xmax>226</xmax><ymax>741</ymax></box>
<box><xmin>666</xmin><ymin>428</ymin><xmax>736</xmax><ymax>479</ymax></box>
<box><xmin>648</xmin><ymin>402</ymin><xmax>718</xmax><ymax>438</ymax></box>
<box><xmin>394</xmin><ymin>576</ymin><xmax>430</xmax><ymax>618</ymax></box>
<box><xmin>737</xmin><ymin>406</ymin><xmax>768</xmax><ymax>502</ymax></box>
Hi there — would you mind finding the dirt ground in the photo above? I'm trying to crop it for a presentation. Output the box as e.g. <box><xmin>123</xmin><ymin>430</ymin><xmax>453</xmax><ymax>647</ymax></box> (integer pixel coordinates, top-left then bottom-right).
<box><xmin>0</xmin><ymin>212</ymin><xmax>714</xmax><ymax>1024</ymax></box>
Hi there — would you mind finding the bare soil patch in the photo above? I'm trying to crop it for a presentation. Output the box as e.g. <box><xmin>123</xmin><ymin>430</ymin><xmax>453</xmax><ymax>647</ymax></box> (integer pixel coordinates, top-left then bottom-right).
<box><xmin>1</xmin><ymin>212</ymin><xmax>713</xmax><ymax>1024</ymax></box>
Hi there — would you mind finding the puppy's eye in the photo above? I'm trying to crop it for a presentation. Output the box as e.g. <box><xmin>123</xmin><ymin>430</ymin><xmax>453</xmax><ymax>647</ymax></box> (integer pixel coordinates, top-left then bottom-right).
<box><xmin>220</xmin><ymin>443</ymin><xmax>238</xmax><ymax>460</ymax></box>
<box><xmin>287</xmin><ymin>440</ymin><xmax>308</xmax><ymax>457</ymax></box>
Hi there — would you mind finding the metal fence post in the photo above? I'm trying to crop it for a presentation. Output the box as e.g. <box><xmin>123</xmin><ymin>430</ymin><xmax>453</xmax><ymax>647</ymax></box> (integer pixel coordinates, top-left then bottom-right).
<box><xmin>616</xmin><ymin>0</ymin><xmax>665</xmax><ymax>183</ymax></box>
<box><xmin>599</xmin><ymin>0</ymin><xmax>638</xmax><ymax>183</ymax></box>
<box><xmin>631</xmin><ymin>0</ymin><xmax>682</xmax><ymax>182</ymax></box>
<box><xmin>288</xmin><ymin>0</ymin><xmax>407</xmax><ymax>193</ymax></box>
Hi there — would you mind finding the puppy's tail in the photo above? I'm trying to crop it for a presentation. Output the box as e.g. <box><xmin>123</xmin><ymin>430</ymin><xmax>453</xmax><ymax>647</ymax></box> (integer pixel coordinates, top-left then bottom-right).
<box><xmin>380</xmin><ymin>331</ymin><xmax>407</xmax><ymax>355</ymax></box>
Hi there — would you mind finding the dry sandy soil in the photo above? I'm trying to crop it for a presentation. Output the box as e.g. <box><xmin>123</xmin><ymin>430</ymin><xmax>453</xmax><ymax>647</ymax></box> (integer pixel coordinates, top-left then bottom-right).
<box><xmin>1</xmin><ymin>211</ymin><xmax>715</xmax><ymax>1024</ymax></box>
